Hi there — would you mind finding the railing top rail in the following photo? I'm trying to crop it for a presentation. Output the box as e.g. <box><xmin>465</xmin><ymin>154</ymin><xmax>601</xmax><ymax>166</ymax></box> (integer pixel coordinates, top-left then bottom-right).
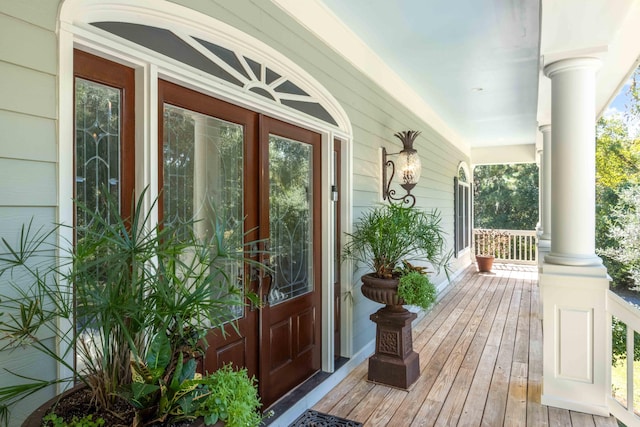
<box><xmin>607</xmin><ymin>290</ymin><xmax>640</xmax><ymax>332</ymax></box>
<box><xmin>473</xmin><ymin>228</ymin><xmax>538</xmax><ymax>236</ymax></box>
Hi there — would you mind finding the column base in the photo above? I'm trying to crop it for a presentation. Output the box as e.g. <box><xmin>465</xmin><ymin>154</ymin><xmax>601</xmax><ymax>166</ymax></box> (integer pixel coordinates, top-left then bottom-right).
<box><xmin>544</xmin><ymin>252</ymin><xmax>604</xmax><ymax>267</ymax></box>
<box><xmin>541</xmin><ymin>394</ymin><xmax>610</xmax><ymax>417</ymax></box>
<box><xmin>540</xmin><ymin>263</ymin><xmax>610</xmax><ymax>416</ymax></box>
<box><xmin>537</xmin><ymin>239</ymin><xmax>551</xmax><ymax>273</ymax></box>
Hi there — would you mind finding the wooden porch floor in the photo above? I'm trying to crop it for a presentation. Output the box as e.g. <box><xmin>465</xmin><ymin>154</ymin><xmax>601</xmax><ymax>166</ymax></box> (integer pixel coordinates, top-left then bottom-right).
<box><xmin>313</xmin><ymin>264</ymin><xmax>618</xmax><ymax>426</ymax></box>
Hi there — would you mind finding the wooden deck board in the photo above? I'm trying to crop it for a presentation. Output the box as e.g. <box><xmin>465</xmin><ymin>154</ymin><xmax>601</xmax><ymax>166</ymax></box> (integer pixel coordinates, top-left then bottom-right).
<box><xmin>313</xmin><ymin>264</ymin><xmax>620</xmax><ymax>426</ymax></box>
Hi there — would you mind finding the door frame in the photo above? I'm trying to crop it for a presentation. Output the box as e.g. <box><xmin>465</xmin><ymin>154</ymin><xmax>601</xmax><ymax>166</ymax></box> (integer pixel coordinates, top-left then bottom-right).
<box><xmin>58</xmin><ymin>2</ymin><xmax>354</xmax><ymax>390</ymax></box>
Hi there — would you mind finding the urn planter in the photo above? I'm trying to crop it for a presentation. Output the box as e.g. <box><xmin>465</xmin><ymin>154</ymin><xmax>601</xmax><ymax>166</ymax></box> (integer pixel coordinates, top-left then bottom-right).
<box><xmin>361</xmin><ymin>274</ymin><xmax>420</xmax><ymax>389</ymax></box>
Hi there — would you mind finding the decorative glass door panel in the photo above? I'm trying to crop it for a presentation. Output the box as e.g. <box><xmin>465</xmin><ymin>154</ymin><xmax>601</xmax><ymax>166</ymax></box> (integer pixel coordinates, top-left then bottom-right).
<box><xmin>162</xmin><ymin>104</ymin><xmax>245</xmax><ymax>320</ymax></box>
<box><xmin>268</xmin><ymin>135</ymin><xmax>314</xmax><ymax>305</ymax></box>
<box><xmin>158</xmin><ymin>80</ymin><xmax>260</xmax><ymax>378</ymax></box>
<box><xmin>259</xmin><ymin>117</ymin><xmax>321</xmax><ymax>408</ymax></box>
<box><xmin>73</xmin><ymin>50</ymin><xmax>135</xmax><ymax>374</ymax></box>
<box><xmin>75</xmin><ymin>78</ymin><xmax>121</xmax><ymax>228</ymax></box>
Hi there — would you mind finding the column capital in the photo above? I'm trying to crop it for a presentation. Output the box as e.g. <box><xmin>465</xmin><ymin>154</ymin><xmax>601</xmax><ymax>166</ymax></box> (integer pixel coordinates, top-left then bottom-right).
<box><xmin>539</xmin><ymin>123</ymin><xmax>551</xmax><ymax>133</ymax></box>
<box><xmin>544</xmin><ymin>57</ymin><xmax>601</xmax><ymax>78</ymax></box>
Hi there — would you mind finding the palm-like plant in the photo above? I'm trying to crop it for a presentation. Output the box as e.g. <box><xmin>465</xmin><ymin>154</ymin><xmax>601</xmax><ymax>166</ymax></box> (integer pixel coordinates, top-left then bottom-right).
<box><xmin>0</xmin><ymin>188</ymin><xmax>262</xmax><ymax>425</ymax></box>
<box><xmin>342</xmin><ymin>204</ymin><xmax>450</xmax><ymax>279</ymax></box>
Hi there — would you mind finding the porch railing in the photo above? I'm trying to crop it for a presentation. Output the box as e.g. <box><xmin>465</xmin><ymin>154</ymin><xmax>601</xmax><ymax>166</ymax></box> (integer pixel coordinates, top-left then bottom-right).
<box><xmin>472</xmin><ymin>228</ymin><xmax>538</xmax><ymax>265</ymax></box>
<box><xmin>607</xmin><ymin>290</ymin><xmax>640</xmax><ymax>425</ymax></box>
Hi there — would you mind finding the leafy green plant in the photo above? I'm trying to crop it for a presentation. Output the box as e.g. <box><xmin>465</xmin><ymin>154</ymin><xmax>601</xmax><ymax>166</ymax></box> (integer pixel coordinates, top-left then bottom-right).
<box><xmin>342</xmin><ymin>204</ymin><xmax>450</xmax><ymax>279</ymax></box>
<box><xmin>42</xmin><ymin>414</ymin><xmax>105</xmax><ymax>427</ymax></box>
<box><xmin>397</xmin><ymin>270</ymin><xmax>436</xmax><ymax>310</ymax></box>
<box><xmin>195</xmin><ymin>364</ymin><xmax>267</xmax><ymax>427</ymax></box>
<box><xmin>0</xmin><ymin>188</ymin><xmax>265</xmax><ymax>425</ymax></box>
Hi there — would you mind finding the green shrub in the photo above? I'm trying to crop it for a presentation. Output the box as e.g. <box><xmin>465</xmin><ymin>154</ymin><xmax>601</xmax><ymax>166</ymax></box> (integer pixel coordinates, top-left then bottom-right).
<box><xmin>196</xmin><ymin>365</ymin><xmax>265</xmax><ymax>427</ymax></box>
<box><xmin>397</xmin><ymin>271</ymin><xmax>436</xmax><ymax>310</ymax></box>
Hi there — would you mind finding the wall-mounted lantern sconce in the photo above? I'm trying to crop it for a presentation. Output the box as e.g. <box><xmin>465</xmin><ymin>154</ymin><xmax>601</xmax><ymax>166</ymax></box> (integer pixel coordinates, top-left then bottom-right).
<box><xmin>382</xmin><ymin>130</ymin><xmax>422</xmax><ymax>208</ymax></box>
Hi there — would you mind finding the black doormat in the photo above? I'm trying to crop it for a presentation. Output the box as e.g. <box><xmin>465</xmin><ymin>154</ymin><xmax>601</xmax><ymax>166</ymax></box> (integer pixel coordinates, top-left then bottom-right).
<box><xmin>289</xmin><ymin>410</ymin><xmax>363</xmax><ymax>427</ymax></box>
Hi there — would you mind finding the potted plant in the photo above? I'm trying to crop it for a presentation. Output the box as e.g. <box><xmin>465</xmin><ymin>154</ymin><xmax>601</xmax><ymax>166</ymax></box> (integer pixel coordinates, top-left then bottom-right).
<box><xmin>0</xmin><ymin>189</ymin><xmax>268</xmax><ymax>427</ymax></box>
<box><xmin>342</xmin><ymin>204</ymin><xmax>450</xmax><ymax>388</ymax></box>
<box><xmin>474</xmin><ymin>228</ymin><xmax>510</xmax><ymax>272</ymax></box>
<box><xmin>395</xmin><ymin>261</ymin><xmax>437</xmax><ymax>310</ymax></box>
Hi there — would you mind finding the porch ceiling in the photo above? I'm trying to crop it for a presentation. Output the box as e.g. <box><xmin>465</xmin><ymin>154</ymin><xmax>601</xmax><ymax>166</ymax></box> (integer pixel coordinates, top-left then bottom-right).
<box><xmin>273</xmin><ymin>0</ymin><xmax>640</xmax><ymax>153</ymax></box>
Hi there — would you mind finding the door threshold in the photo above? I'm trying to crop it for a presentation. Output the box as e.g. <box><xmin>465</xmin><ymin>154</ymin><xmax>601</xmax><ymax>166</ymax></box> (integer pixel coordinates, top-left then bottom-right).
<box><xmin>263</xmin><ymin>357</ymin><xmax>349</xmax><ymax>426</ymax></box>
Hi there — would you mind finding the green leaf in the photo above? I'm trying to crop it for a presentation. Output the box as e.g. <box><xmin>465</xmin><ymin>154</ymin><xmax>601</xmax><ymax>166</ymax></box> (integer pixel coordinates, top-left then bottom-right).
<box><xmin>146</xmin><ymin>332</ymin><xmax>171</xmax><ymax>371</ymax></box>
<box><xmin>179</xmin><ymin>358</ymin><xmax>197</xmax><ymax>383</ymax></box>
<box><xmin>170</xmin><ymin>352</ymin><xmax>184</xmax><ymax>390</ymax></box>
<box><xmin>132</xmin><ymin>382</ymin><xmax>160</xmax><ymax>401</ymax></box>
<box><xmin>204</xmin><ymin>413</ymin><xmax>219</xmax><ymax>426</ymax></box>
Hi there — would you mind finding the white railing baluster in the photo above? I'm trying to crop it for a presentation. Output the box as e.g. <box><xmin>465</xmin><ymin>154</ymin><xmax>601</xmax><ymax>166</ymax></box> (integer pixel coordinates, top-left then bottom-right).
<box><xmin>472</xmin><ymin>229</ymin><xmax>538</xmax><ymax>265</ymax></box>
<box><xmin>607</xmin><ymin>290</ymin><xmax>640</xmax><ymax>425</ymax></box>
<box><xmin>627</xmin><ymin>326</ymin><xmax>634</xmax><ymax>415</ymax></box>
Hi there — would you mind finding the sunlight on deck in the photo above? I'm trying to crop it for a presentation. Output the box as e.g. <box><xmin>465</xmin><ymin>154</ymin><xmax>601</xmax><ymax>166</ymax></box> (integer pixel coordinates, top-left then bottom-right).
<box><xmin>314</xmin><ymin>264</ymin><xmax>619</xmax><ymax>426</ymax></box>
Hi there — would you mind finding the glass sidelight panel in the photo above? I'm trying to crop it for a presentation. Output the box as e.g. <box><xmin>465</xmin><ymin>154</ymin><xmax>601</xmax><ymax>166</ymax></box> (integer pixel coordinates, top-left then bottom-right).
<box><xmin>162</xmin><ymin>104</ymin><xmax>244</xmax><ymax>318</ymax></box>
<box><xmin>75</xmin><ymin>78</ymin><xmax>121</xmax><ymax>229</ymax></box>
<box><xmin>268</xmin><ymin>134</ymin><xmax>313</xmax><ymax>305</ymax></box>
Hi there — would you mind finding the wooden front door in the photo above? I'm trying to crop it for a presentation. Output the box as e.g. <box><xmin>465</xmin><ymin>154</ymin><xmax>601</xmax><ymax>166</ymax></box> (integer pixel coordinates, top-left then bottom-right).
<box><xmin>158</xmin><ymin>81</ymin><xmax>321</xmax><ymax>408</ymax></box>
<box><xmin>258</xmin><ymin>117</ymin><xmax>322</xmax><ymax>407</ymax></box>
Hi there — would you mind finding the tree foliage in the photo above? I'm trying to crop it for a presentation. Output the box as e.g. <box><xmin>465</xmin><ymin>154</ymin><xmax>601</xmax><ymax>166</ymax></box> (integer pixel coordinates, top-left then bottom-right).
<box><xmin>595</xmin><ymin>109</ymin><xmax>640</xmax><ymax>290</ymax></box>
<box><xmin>473</xmin><ymin>163</ymin><xmax>539</xmax><ymax>230</ymax></box>
<box><xmin>596</xmin><ymin>116</ymin><xmax>640</xmax><ymax>189</ymax></box>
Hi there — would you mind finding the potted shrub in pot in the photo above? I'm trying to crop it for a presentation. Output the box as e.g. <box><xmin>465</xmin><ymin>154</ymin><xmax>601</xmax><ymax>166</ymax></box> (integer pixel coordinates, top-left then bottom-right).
<box><xmin>474</xmin><ymin>229</ymin><xmax>510</xmax><ymax>272</ymax></box>
<box><xmin>0</xmin><ymin>189</ymin><xmax>268</xmax><ymax>427</ymax></box>
<box><xmin>342</xmin><ymin>204</ymin><xmax>450</xmax><ymax>388</ymax></box>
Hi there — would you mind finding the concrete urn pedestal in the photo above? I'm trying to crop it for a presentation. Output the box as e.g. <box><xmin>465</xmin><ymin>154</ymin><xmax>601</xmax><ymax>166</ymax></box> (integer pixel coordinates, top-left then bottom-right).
<box><xmin>361</xmin><ymin>274</ymin><xmax>420</xmax><ymax>389</ymax></box>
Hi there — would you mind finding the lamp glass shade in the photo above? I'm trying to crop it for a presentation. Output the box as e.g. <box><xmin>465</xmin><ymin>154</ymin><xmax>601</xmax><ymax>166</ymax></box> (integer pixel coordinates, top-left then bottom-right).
<box><xmin>396</xmin><ymin>150</ymin><xmax>421</xmax><ymax>185</ymax></box>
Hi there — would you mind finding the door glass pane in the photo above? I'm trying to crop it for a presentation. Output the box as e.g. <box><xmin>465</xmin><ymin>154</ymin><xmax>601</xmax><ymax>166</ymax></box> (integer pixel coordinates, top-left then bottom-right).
<box><xmin>163</xmin><ymin>104</ymin><xmax>244</xmax><ymax>319</ymax></box>
<box><xmin>75</xmin><ymin>78</ymin><xmax>121</xmax><ymax>229</ymax></box>
<box><xmin>268</xmin><ymin>134</ymin><xmax>313</xmax><ymax>305</ymax></box>
<box><xmin>74</xmin><ymin>77</ymin><xmax>122</xmax><ymax>373</ymax></box>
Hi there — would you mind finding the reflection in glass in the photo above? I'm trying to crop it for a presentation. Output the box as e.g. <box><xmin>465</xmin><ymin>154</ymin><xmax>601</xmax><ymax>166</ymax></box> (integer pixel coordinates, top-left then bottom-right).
<box><xmin>163</xmin><ymin>104</ymin><xmax>245</xmax><ymax>319</ymax></box>
<box><xmin>75</xmin><ymin>78</ymin><xmax>121</xmax><ymax>230</ymax></box>
<box><xmin>268</xmin><ymin>135</ymin><xmax>313</xmax><ymax>305</ymax></box>
<box><xmin>74</xmin><ymin>78</ymin><xmax>122</xmax><ymax>374</ymax></box>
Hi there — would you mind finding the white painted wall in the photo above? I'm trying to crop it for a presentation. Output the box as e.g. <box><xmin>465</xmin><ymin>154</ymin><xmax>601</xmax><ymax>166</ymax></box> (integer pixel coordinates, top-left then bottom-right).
<box><xmin>0</xmin><ymin>2</ymin><xmax>61</xmax><ymax>423</ymax></box>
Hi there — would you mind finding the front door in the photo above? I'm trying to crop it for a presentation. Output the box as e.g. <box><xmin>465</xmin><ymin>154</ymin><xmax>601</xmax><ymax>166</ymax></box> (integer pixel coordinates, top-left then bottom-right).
<box><xmin>258</xmin><ymin>118</ymin><xmax>322</xmax><ymax>407</ymax></box>
<box><xmin>158</xmin><ymin>81</ymin><xmax>321</xmax><ymax>408</ymax></box>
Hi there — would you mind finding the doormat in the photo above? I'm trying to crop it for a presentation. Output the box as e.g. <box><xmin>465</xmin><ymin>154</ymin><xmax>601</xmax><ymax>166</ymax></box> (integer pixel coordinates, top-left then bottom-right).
<box><xmin>289</xmin><ymin>409</ymin><xmax>363</xmax><ymax>427</ymax></box>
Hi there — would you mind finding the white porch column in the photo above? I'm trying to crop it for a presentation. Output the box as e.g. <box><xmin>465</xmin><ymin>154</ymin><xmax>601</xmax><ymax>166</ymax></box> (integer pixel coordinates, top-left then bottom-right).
<box><xmin>540</xmin><ymin>57</ymin><xmax>610</xmax><ymax>416</ymax></box>
<box><xmin>537</xmin><ymin>124</ymin><xmax>551</xmax><ymax>271</ymax></box>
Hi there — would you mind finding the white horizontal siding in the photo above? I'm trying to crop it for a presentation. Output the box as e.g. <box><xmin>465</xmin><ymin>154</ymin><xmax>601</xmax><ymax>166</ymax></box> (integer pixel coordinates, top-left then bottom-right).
<box><xmin>0</xmin><ymin>61</ymin><xmax>56</xmax><ymax>119</ymax></box>
<box><xmin>0</xmin><ymin>158</ymin><xmax>57</xmax><ymax>206</ymax></box>
<box><xmin>0</xmin><ymin>110</ymin><xmax>57</xmax><ymax>162</ymax></box>
<box><xmin>0</xmin><ymin>1</ymin><xmax>61</xmax><ymax>32</ymax></box>
<box><xmin>0</xmin><ymin>338</ymin><xmax>58</xmax><ymax>424</ymax></box>
<box><xmin>0</xmin><ymin>206</ymin><xmax>57</xmax><ymax>244</ymax></box>
<box><xmin>0</xmin><ymin>13</ymin><xmax>57</xmax><ymax>74</ymax></box>
<box><xmin>0</xmin><ymin>8</ymin><xmax>59</xmax><ymax>425</ymax></box>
